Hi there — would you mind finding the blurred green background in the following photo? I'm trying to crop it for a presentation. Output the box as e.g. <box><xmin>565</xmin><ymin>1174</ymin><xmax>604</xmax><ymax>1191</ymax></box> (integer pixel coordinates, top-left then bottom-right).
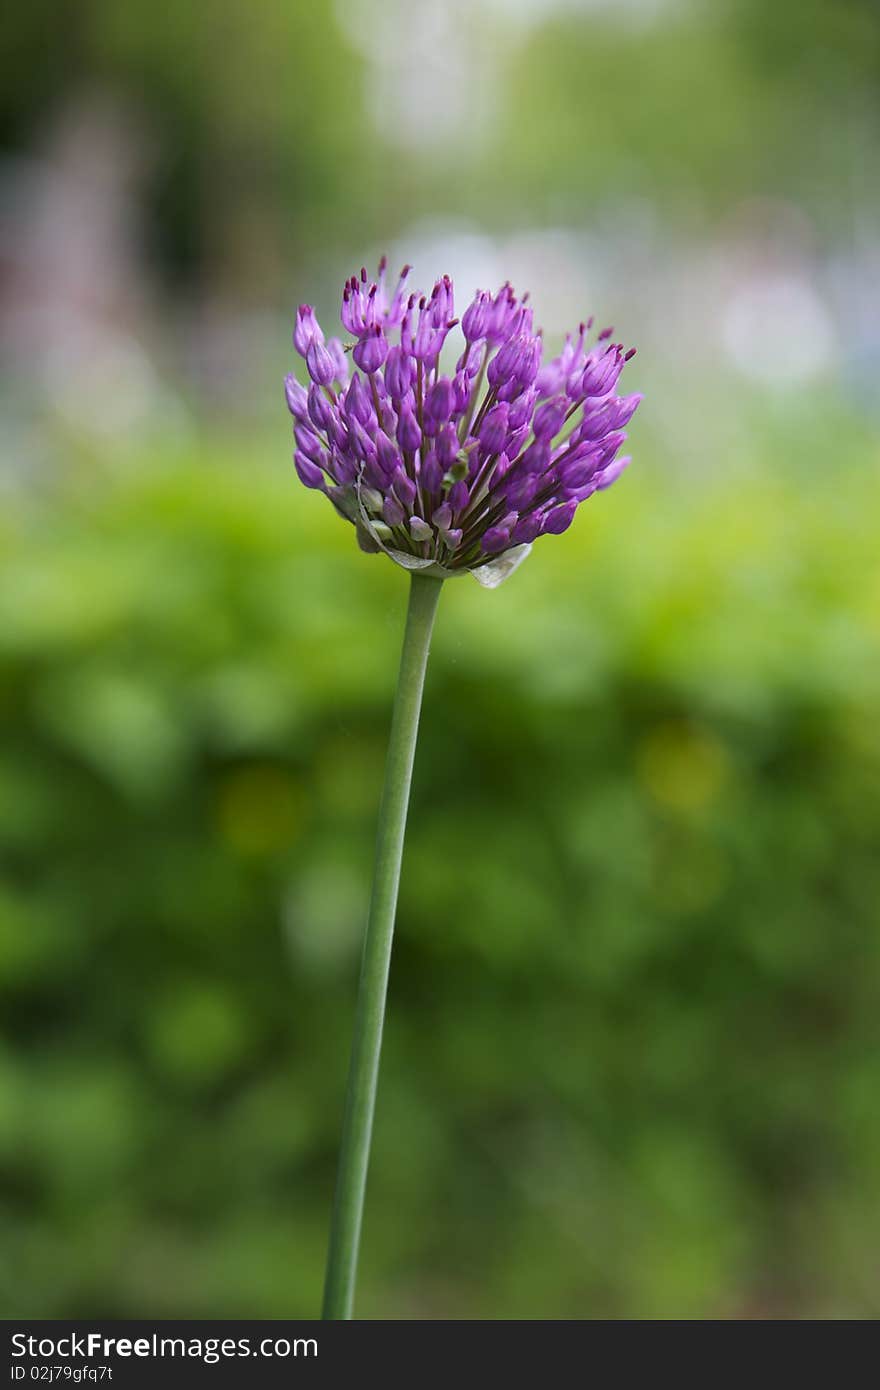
<box><xmin>1</xmin><ymin>0</ymin><xmax>879</xmax><ymax>1319</ymax></box>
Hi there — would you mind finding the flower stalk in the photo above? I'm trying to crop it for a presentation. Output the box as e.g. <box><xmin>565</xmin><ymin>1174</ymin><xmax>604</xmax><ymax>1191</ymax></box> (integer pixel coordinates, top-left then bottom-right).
<box><xmin>322</xmin><ymin>571</ymin><xmax>443</xmax><ymax>1319</ymax></box>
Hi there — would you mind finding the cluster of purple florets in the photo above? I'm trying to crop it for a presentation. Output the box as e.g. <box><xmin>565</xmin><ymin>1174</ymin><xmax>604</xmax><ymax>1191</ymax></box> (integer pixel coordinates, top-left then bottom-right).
<box><xmin>284</xmin><ymin>259</ymin><xmax>640</xmax><ymax>574</ymax></box>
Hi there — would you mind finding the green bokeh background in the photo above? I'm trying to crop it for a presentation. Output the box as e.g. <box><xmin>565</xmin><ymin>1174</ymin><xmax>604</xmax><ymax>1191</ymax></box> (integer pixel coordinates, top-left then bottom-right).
<box><xmin>1</xmin><ymin>0</ymin><xmax>879</xmax><ymax>1318</ymax></box>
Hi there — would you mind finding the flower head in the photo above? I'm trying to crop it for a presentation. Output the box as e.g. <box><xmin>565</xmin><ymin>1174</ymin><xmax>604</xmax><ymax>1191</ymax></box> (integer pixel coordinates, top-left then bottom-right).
<box><xmin>284</xmin><ymin>260</ymin><xmax>640</xmax><ymax>586</ymax></box>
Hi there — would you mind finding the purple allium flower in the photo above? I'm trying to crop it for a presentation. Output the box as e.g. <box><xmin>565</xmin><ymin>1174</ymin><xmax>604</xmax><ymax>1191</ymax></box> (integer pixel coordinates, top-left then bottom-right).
<box><xmin>284</xmin><ymin>260</ymin><xmax>640</xmax><ymax>586</ymax></box>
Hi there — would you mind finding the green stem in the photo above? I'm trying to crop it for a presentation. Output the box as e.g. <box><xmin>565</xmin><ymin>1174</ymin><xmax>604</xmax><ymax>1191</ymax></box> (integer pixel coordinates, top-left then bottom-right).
<box><xmin>322</xmin><ymin>571</ymin><xmax>443</xmax><ymax>1319</ymax></box>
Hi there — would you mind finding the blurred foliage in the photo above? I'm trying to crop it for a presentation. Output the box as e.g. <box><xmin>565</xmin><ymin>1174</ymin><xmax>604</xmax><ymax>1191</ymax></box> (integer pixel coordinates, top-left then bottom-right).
<box><xmin>1</xmin><ymin>409</ymin><xmax>878</xmax><ymax>1317</ymax></box>
<box><xmin>2</xmin><ymin>0</ymin><xmax>877</xmax><ymax>286</ymax></box>
<box><xmin>503</xmin><ymin>1</ymin><xmax>879</xmax><ymax>226</ymax></box>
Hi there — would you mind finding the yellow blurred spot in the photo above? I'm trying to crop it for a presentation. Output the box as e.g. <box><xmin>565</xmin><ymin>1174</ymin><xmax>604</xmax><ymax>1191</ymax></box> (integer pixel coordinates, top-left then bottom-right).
<box><xmin>637</xmin><ymin>722</ymin><xmax>729</xmax><ymax>813</ymax></box>
<box><xmin>216</xmin><ymin>765</ymin><xmax>305</xmax><ymax>856</ymax></box>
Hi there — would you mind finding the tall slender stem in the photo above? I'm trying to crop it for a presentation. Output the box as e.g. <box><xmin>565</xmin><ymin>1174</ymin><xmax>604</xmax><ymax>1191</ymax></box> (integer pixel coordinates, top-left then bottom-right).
<box><xmin>322</xmin><ymin>571</ymin><xmax>443</xmax><ymax>1319</ymax></box>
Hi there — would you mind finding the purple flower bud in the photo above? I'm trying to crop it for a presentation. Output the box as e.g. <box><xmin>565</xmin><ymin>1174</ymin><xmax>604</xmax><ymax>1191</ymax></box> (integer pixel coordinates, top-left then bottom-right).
<box><xmin>424</xmin><ymin>377</ymin><xmax>455</xmax><ymax>435</ymax></box>
<box><xmin>326</xmin><ymin>412</ymin><xmax>350</xmax><ymax>451</ymax></box>
<box><xmin>461</xmin><ymin>289</ymin><xmax>491</xmax><ymax>343</ymax></box>
<box><xmin>378</xmin><ymin>401</ymin><xmax>398</xmax><ymax>437</ymax></box>
<box><xmin>503</xmin><ymin>472</ymin><xmax>539</xmax><ymax>510</ymax></box>
<box><xmin>451</xmin><ymin>370</ymin><xmax>472</xmax><ymax>415</ymax></box>
<box><xmin>306</xmin><ymin>339</ymin><xmax>336</xmax><ymax>386</ymax></box>
<box><xmin>422</xmin><ymin>451</ymin><xmax>444</xmax><ymax>492</ymax></box>
<box><xmin>535</xmin><ymin>361</ymin><xmax>566</xmax><ymax>397</ymax></box>
<box><xmin>536</xmin><ymin>323</ymin><xmax>589</xmax><ymax>398</ymax></box>
<box><xmin>392</xmin><ymin>468</ymin><xmax>417</xmax><ymax>509</ymax></box>
<box><xmin>578</xmin><ymin>394</ymin><xmax>634</xmax><ymax>442</ymax></box>
<box><xmin>441</xmin><ymin>527</ymin><xmax>463</xmax><ymax>548</ymax></box>
<box><xmin>519</xmin><ymin>439</ymin><xmax>551</xmax><ymax>474</ymax></box>
<box><xmin>341</xmin><ymin>278</ymin><xmax>364</xmax><ymax>335</ymax></box>
<box><xmin>397</xmin><ymin>405</ymin><xmax>422</xmax><ymax>454</ymax></box>
<box><xmin>486</xmin><ymin>283</ymin><xmax>520</xmax><ymax>345</ymax></box>
<box><xmin>564</xmin><ymin>481</ymin><xmax>598</xmax><ymax>504</ymax></box>
<box><xmin>433</xmin><ymin>502</ymin><xmax>453</xmax><ymax>531</ymax></box>
<box><xmin>515</xmin><ymin>336</ymin><xmax>541</xmax><ymax>388</ymax></box>
<box><xmin>294</xmin><ymin>305</ymin><xmax>324</xmax><ymax>357</ymax></box>
<box><xmin>542</xmin><ymin>501</ymin><xmax>577</xmax><ymax>535</ymax></box>
<box><xmin>496</xmin><ymin>377</ymin><xmax>525</xmax><ymax>405</ymax></box>
<box><xmin>511</xmin><ymin>513</ymin><xmax>543</xmax><ymax>545</ymax></box>
<box><xmin>284</xmin><ymin>374</ymin><xmax>309</xmax><ymax>423</ymax></box>
<box><xmin>458</xmin><ymin>346</ymin><xmax>484</xmax><ymax>380</ymax></box>
<box><xmin>596</xmin><ymin>455</ymin><xmax>631</xmax><ymax>490</ymax></box>
<box><xmin>334</xmin><ymin>455</ymin><xmax>358</xmax><ymax>485</ymax></box>
<box><xmin>558</xmin><ymin>454</ymin><xmax>599</xmax><ymax>494</ymax></box>
<box><xmin>482</xmin><ymin>525</ymin><xmax>511</xmax><ymax>553</ymax></box>
<box><xmin>349</xmin><ymin>417</ymin><xmax>378</xmax><ymax>464</ymax></box>
<box><xmin>353</xmin><ymin>326</ymin><xmax>389</xmax><ymax>374</ymax></box>
<box><xmin>376</xmin><ymin>433</ymin><xmax>401</xmax><ymax>480</ymax></box>
<box><xmin>294</xmin><ymin>424</ymin><xmax>326</xmax><ymax>466</ymax></box>
<box><xmin>573</xmin><ymin>428</ymin><xmax>626</xmax><ymax>466</ymax></box>
<box><xmin>610</xmin><ymin>393</ymin><xmax>642</xmax><ymax>429</ymax></box>
<box><xmin>489</xmin><ymin>452</ymin><xmax>511</xmax><ymax>489</ymax></box>
<box><xmin>435</xmin><ymin>424</ymin><xmax>459</xmax><ymax>467</ymax></box>
<box><xmin>404</xmin><ymin>300</ymin><xmax>443</xmax><ymax>362</ymax></box>
<box><xmin>532</xmin><ymin>396</ymin><xmax>568</xmax><ymax>440</ymax></box>
<box><xmin>343</xmin><ymin>374</ymin><xmax>374</xmax><ymax>428</ymax></box>
<box><xmin>505</xmin><ymin>424</ymin><xmax>531</xmax><ymax>460</ymax></box>
<box><xmin>487</xmin><ymin>334</ymin><xmax>528</xmax><ymax>389</ymax></box>
<box><xmin>293</xmin><ymin>450</ymin><xmax>325</xmax><ymax>489</ymax></box>
<box><xmin>448</xmin><ymin>480</ymin><xmax>470</xmax><ymax>511</ymax></box>
<box><xmin>479</xmin><ymin>402</ymin><xmax>510</xmax><ymax>456</ymax></box>
<box><xmin>579</xmin><ymin>345</ymin><xmax>623</xmax><ymax>399</ymax></box>
<box><xmin>326</xmin><ymin>337</ymin><xmax>349</xmax><ymax>384</ymax></box>
<box><xmin>383</xmin><ymin>495</ymin><xmax>405</xmax><ymax>527</ymax></box>
<box><xmin>384</xmin><ymin>345</ymin><xmax>413</xmax><ymax>400</ymax></box>
<box><xmin>362</xmin><ymin>459</ymin><xmax>388</xmax><ymax>493</ymax></box>
<box><xmin>429</xmin><ymin>275</ymin><xmax>454</xmax><ymax>325</ymax></box>
<box><xmin>307</xmin><ymin>382</ymin><xmax>335</xmax><ymax>433</ymax></box>
<box><xmin>508</xmin><ymin>387</ymin><xmax>538</xmax><ymax>431</ymax></box>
